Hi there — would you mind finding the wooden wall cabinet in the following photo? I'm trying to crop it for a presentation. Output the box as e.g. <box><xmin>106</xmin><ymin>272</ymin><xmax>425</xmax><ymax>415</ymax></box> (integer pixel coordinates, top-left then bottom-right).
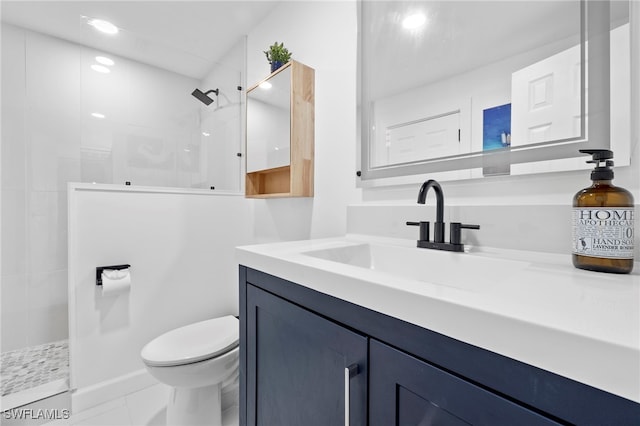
<box><xmin>245</xmin><ymin>60</ymin><xmax>314</xmax><ymax>198</ymax></box>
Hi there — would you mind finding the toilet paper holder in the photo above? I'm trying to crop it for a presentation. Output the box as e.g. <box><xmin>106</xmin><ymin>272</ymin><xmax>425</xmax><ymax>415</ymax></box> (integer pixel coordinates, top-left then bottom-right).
<box><xmin>96</xmin><ymin>264</ymin><xmax>131</xmax><ymax>286</ymax></box>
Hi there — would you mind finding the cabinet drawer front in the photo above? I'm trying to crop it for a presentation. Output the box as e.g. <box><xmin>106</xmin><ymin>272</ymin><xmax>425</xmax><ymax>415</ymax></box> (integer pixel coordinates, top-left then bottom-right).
<box><xmin>369</xmin><ymin>340</ymin><xmax>561</xmax><ymax>426</ymax></box>
<box><xmin>246</xmin><ymin>284</ymin><xmax>368</xmax><ymax>426</ymax></box>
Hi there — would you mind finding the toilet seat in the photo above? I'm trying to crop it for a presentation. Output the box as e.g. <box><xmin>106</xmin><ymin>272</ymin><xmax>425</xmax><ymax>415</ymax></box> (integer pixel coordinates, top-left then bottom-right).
<box><xmin>141</xmin><ymin>315</ymin><xmax>238</xmax><ymax>367</ymax></box>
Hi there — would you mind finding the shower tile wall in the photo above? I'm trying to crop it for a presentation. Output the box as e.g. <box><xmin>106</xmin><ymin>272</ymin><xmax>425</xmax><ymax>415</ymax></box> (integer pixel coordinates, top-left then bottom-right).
<box><xmin>1</xmin><ymin>22</ymin><xmax>211</xmax><ymax>352</ymax></box>
<box><xmin>2</xmin><ymin>23</ymin><xmax>31</xmax><ymax>351</ymax></box>
<box><xmin>1</xmin><ymin>27</ymin><xmax>77</xmax><ymax>351</ymax></box>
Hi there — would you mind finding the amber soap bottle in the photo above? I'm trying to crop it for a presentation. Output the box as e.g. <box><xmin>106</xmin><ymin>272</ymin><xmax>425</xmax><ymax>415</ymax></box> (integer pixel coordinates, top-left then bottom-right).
<box><xmin>572</xmin><ymin>149</ymin><xmax>634</xmax><ymax>273</ymax></box>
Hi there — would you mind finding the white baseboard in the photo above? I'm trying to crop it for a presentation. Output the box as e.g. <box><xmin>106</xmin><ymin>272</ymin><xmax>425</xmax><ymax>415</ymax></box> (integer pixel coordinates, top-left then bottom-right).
<box><xmin>70</xmin><ymin>368</ymin><xmax>157</xmax><ymax>414</ymax></box>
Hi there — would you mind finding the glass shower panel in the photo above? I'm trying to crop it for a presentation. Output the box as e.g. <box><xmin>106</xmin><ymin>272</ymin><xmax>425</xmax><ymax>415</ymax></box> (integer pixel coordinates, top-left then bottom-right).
<box><xmin>200</xmin><ymin>84</ymin><xmax>244</xmax><ymax>192</ymax></box>
<box><xmin>76</xmin><ymin>25</ymin><xmax>244</xmax><ymax>191</ymax></box>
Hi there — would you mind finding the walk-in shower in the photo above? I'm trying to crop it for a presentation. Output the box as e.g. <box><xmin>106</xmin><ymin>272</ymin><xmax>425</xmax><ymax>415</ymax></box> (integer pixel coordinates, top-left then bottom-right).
<box><xmin>1</xmin><ymin>7</ymin><xmax>245</xmax><ymax>412</ymax></box>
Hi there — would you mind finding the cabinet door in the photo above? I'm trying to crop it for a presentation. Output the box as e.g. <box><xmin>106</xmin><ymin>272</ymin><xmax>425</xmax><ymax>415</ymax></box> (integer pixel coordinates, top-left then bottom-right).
<box><xmin>246</xmin><ymin>284</ymin><xmax>367</xmax><ymax>426</ymax></box>
<box><xmin>370</xmin><ymin>340</ymin><xmax>561</xmax><ymax>426</ymax></box>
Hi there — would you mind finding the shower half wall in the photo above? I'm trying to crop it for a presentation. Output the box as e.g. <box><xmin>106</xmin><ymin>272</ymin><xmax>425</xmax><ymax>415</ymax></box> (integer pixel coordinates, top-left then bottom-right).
<box><xmin>1</xmin><ymin>22</ymin><xmax>244</xmax><ymax>406</ymax></box>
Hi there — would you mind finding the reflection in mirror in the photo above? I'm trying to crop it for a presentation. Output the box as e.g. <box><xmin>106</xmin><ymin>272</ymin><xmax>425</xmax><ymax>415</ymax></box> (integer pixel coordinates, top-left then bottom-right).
<box><xmin>359</xmin><ymin>0</ymin><xmax>631</xmax><ymax>181</ymax></box>
<box><xmin>246</xmin><ymin>66</ymin><xmax>291</xmax><ymax>172</ymax></box>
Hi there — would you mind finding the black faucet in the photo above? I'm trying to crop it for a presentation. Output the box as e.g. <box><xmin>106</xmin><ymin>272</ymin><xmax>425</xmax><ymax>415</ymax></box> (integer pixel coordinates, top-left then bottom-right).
<box><xmin>407</xmin><ymin>179</ymin><xmax>480</xmax><ymax>252</ymax></box>
<box><xmin>416</xmin><ymin>180</ymin><xmax>445</xmax><ymax>243</ymax></box>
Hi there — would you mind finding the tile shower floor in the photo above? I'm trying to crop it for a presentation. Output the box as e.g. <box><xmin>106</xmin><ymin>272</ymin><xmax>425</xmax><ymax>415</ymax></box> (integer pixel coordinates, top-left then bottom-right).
<box><xmin>1</xmin><ymin>340</ymin><xmax>69</xmax><ymax>408</ymax></box>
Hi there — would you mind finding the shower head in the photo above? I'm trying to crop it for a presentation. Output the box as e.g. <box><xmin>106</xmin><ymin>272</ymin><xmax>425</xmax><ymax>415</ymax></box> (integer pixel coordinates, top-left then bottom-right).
<box><xmin>191</xmin><ymin>88</ymin><xmax>219</xmax><ymax>106</ymax></box>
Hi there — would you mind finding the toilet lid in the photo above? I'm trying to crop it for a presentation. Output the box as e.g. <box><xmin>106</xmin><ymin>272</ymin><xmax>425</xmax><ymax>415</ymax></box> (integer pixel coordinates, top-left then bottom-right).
<box><xmin>141</xmin><ymin>316</ymin><xmax>239</xmax><ymax>367</ymax></box>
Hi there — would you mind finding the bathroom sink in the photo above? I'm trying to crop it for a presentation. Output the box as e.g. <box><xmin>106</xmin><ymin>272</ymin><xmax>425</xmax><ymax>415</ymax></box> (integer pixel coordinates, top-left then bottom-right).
<box><xmin>238</xmin><ymin>236</ymin><xmax>640</xmax><ymax>404</ymax></box>
<box><xmin>301</xmin><ymin>242</ymin><xmax>530</xmax><ymax>288</ymax></box>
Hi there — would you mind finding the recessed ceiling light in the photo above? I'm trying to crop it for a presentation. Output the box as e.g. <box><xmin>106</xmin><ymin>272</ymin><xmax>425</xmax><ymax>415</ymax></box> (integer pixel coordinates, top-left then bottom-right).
<box><xmin>95</xmin><ymin>56</ymin><xmax>115</xmax><ymax>66</ymax></box>
<box><xmin>88</xmin><ymin>19</ymin><xmax>119</xmax><ymax>35</ymax></box>
<box><xmin>402</xmin><ymin>13</ymin><xmax>426</xmax><ymax>30</ymax></box>
<box><xmin>259</xmin><ymin>81</ymin><xmax>272</xmax><ymax>90</ymax></box>
<box><xmin>91</xmin><ymin>112</ymin><xmax>105</xmax><ymax>119</ymax></box>
<box><xmin>202</xmin><ymin>132</ymin><xmax>211</xmax><ymax>137</ymax></box>
<box><xmin>91</xmin><ymin>64</ymin><xmax>111</xmax><ymax>74</ymax></box>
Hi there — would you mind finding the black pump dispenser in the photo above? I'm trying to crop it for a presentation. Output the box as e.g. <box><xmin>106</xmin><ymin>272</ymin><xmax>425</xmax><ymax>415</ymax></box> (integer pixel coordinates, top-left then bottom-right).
<box><xmin>580</xmin><ymin>149</ymin><xmax>614</xmax><ymax>181</ymax></box>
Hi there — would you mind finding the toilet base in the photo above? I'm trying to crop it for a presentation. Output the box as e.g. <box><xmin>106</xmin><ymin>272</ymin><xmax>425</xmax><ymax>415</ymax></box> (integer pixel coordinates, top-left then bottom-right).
<box><xmin>167</xmin><ymin>383</ymin><xmax>222</xmax><ymax>426</ymax></box>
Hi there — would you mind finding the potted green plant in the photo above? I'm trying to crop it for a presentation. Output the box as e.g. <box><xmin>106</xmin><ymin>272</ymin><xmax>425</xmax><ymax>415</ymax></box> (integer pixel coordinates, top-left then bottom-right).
<box><xmin>264</xmin><ymin>42</ymin><xmax>292</xmax><ymax>73</ymax></box>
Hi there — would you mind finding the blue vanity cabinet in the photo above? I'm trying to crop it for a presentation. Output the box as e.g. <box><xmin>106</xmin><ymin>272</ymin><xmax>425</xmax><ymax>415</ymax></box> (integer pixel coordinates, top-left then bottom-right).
<box><xmin>369</xmin><ymin>340</ymin><xmax>560</xmax><ymax>426</ymax></box>
<box><xmin>240</xmin><ymin>266</ymin><xmax>640</xmax><ymax>426</ymax></box>
<box><xmin>243</xmin><ymin>283</ymin><xmax>368</xmax><ymax>426</ymax></box>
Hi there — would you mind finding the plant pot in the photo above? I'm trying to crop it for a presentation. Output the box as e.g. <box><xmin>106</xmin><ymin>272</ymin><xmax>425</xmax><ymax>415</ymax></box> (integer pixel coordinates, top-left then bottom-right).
<box><xmin>270</xmin><ymin>61</ymin><xmax>284</xmax><ymax>73</ymax></box>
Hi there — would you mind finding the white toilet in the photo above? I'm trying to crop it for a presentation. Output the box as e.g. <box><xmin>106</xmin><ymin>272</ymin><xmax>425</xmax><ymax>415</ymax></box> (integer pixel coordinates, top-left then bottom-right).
<box><xmin>140</xmin><ymin>315</ymin><xmax>239</xmax><ymax>426</ymax></box>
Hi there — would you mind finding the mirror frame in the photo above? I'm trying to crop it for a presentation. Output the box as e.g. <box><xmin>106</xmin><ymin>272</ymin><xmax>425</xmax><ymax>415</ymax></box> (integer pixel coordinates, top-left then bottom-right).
<box><xmin>359</xmin><ymin>0</ymin><xmax>618</xmax><ymax>180</ymax></box>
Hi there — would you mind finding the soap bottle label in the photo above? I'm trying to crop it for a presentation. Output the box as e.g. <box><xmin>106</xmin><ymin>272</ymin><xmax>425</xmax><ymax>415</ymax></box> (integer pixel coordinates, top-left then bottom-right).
<box><xmin>572</xmin><ymin>208</ymin><xmax>634</xmax><ymax>259</ymax></box>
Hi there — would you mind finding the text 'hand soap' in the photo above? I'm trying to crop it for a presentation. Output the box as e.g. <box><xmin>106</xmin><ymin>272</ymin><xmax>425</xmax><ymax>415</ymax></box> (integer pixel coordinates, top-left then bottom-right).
<box><xmin>572</xmin><ymin>149</ymin><xmax>634</xmax><ymax>274</ymax></box>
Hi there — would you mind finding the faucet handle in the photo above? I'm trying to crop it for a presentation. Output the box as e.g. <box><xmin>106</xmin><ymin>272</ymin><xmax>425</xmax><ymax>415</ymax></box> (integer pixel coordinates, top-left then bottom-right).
<box><xmin>449</xmin><ymin>222</ymin><xmax>480</xmax><ymax>245</ymax></box>
<box><xmin>406</xmin><ymin>221</ymin><xmax>430</xmax><ymax>242</ymax></box>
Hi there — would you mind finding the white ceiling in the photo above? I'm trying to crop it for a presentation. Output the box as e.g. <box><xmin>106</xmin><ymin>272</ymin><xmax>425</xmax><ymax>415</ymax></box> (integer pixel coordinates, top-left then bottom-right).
<box><xmin>1</xmin><ymin>1</ymin><xmax>280</xmax><ymax>80</ymax></box>
<box><xmin>2</xmin><ymin>1</ymin><xmax>627</xmax><ymax>94</ymax></box>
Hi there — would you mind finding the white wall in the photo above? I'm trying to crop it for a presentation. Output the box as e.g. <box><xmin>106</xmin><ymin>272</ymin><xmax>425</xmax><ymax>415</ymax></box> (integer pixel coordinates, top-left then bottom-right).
<box><xmin>68</xmin><ymin>185</ymin><xmax>252</xmax><ymax>410</ymax></box>
<box><xmin>246</xmin><ymin>1</ymin><xmax>360</xmax><ymax>242</ymax></box>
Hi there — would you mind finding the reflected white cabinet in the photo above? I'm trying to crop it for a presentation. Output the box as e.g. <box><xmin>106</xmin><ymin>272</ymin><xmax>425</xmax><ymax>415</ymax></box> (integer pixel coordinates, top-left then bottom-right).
<box><xmin>245</xmin><ymin>60</ymin><xmax>314</xmax><ymax>198</ymax></box>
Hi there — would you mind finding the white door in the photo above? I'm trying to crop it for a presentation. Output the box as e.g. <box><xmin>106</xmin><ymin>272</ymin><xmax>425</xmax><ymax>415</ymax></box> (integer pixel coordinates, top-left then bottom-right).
<box><xmin>511</xmin><ymin>44</ymin><xmax>582</xmax><ymax>146</ymax></box>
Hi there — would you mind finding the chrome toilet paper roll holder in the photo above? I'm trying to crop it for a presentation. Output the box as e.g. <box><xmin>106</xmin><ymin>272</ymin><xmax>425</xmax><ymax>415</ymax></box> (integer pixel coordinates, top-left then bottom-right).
<box><xmin>96</xmin><ymin>264</ymin><xmax>131</xmax><ymax>286</ymax></box>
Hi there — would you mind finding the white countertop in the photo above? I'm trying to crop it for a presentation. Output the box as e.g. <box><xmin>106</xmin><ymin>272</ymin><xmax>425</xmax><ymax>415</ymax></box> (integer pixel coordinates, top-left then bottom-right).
<box><xmin>236</xmin><ymin>234</ymin><xmax>640</xmax><ymax>403</ymax></box>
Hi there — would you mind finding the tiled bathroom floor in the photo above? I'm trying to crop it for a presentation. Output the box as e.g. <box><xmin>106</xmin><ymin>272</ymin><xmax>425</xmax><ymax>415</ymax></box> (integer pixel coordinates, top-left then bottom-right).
<box><xmin>42</xmin><ymin>383</ymin><xmax>239</xmax><ymax>426</ymax></box>
<box><xmin>1</xmin><ymin>340</ymin><xmax>69</xmax><ymax>397</ymax></box>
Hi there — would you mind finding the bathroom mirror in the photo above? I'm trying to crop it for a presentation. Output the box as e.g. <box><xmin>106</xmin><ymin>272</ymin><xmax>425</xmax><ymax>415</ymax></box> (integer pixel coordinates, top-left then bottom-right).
<box><xmin>246</xmin><ymin>65</ymin><xmax>292</xmax><ymax>173</ymax></box>
<box><xmin>359</xmin><ymin>0</ymin><xmax>631</xmax><ymax>181</ymax></box>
